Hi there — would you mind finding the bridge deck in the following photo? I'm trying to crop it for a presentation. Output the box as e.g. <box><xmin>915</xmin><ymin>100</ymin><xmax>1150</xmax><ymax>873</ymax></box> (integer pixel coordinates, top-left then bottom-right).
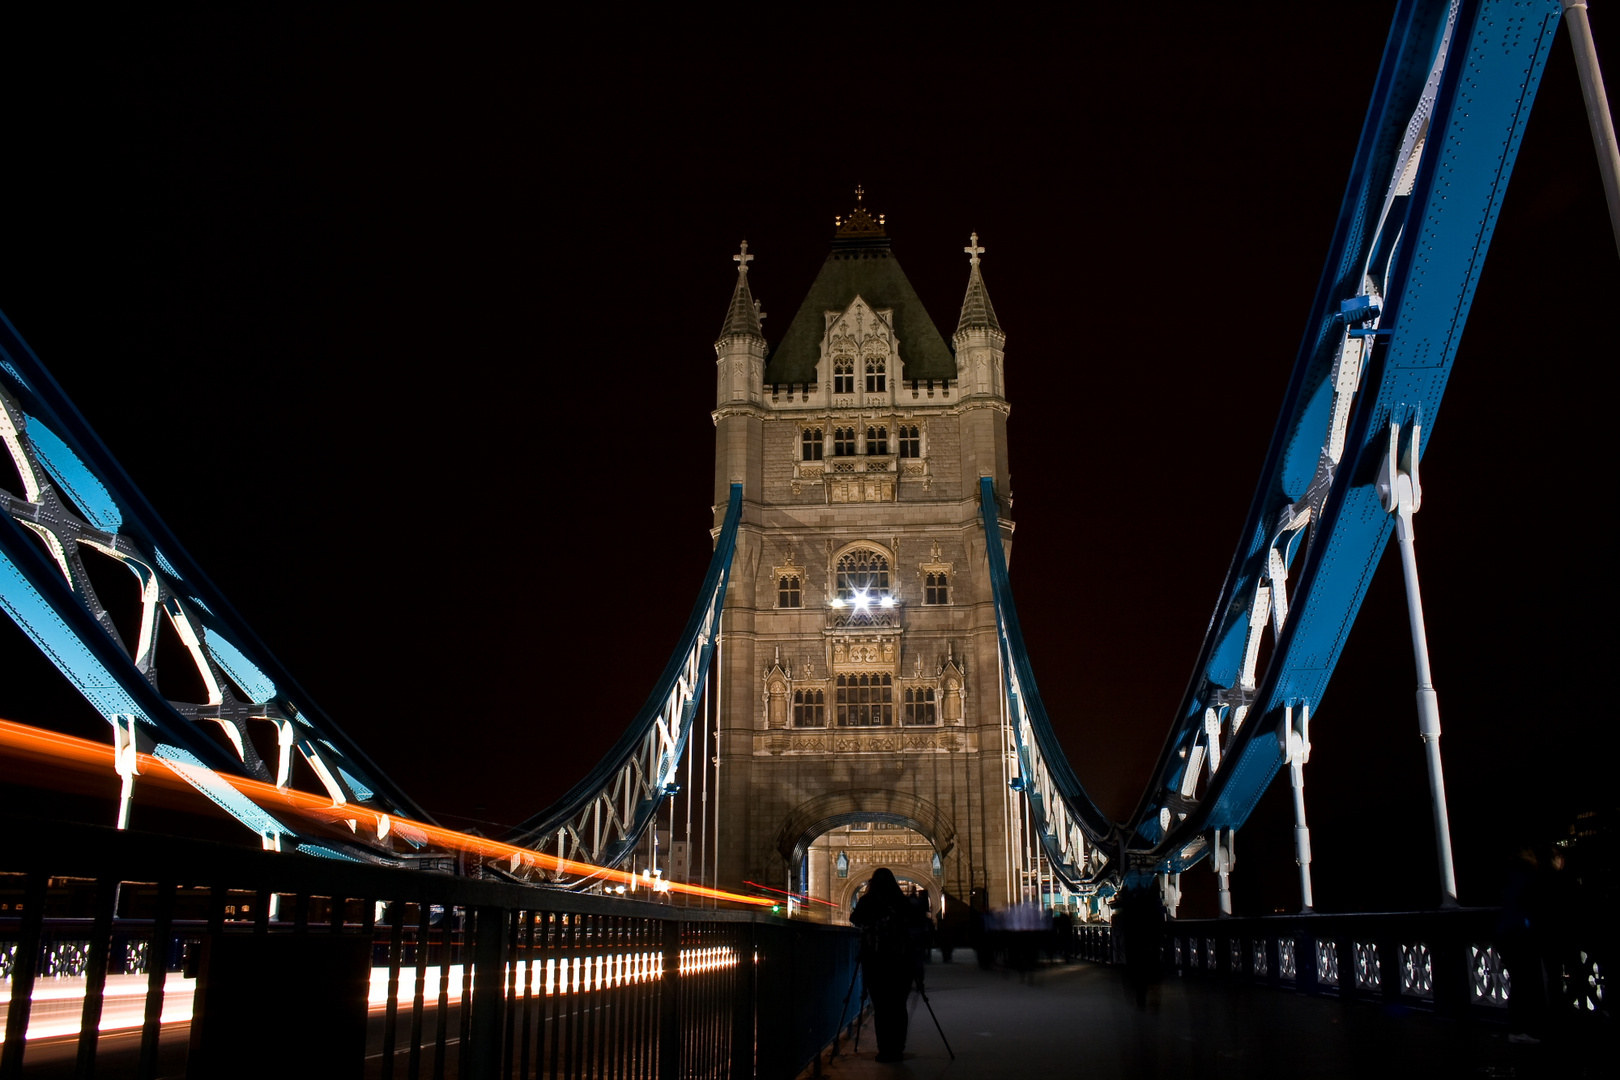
<box><xmin>813</xmin><ymin>953</ymin><xmax>1594</xmax><ymax>1080</ymax></box>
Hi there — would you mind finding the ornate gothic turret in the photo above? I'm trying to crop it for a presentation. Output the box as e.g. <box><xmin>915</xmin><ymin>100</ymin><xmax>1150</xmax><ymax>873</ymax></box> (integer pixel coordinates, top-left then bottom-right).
<box><xmin>953</xmin><ymin>233</ymin><xmax>1006</xmax><ymax>397</ymax></box>
<box><xmin>951</xmin><ymin>233</ymin><xmax>1010</xmax><ymax>498</ymax></box>
<box><xmin>713</xmin><ymin>241</ymin><xmax>767</xmax><ymax>510</ymax></box>
<box><xmin>715</xmin><ymin>240</ymin><xmax>767</xmax><ymax>406</ymax></box>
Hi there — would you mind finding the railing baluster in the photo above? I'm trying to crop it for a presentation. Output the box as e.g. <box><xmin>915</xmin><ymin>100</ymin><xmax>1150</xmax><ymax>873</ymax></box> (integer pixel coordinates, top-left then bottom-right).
<box><xmin>502</xmin><ymin>906</ymin><xmax>520</xmax><ymax>1077</ymax></box>
<box><xmin>381</xmin><ymin>900</ymin><xmax>405</xmax><ymax>1079</ymax></box>
<box><xmin>458</xmin><ymin>908</ymin><xmax>475</xmax><ymax>1077</ymax></box>
<box><xmin>433</xmin><ymin>905</ymin><xmax>451</xmax><ymax>1080</ymax></box>
<box><xmin>408</xmin><ymin>899</ymin><xmax>431</xmax><ymax>1080</ymax></box>
<box><xmin>135</xmin><ymin>879</ymin><xmax>173</xmax><ymax>1080</ymax></box>
<box><xmin>468</xmin><ymin>905</ymin><xmax>509</xmax><ymax>1079</ymax></box>
<box><xmin>546</xmin><ymin>913</ymin><xmax>563</xmax><ymax>1080</ymax></box>
<box><xmin>0</xmin><ymin>869</ymin><xmax>48</xmax><ymax>1080</ymax></box>
<box><xmin>73</xmin><ymin>874</ymin><xmax>120</xmax><ymax>1080</ymax></box>
<box><xmin>518</xmin><ymin>911</ymin><xmax>535</xmax><ymax>1080</ymax></box>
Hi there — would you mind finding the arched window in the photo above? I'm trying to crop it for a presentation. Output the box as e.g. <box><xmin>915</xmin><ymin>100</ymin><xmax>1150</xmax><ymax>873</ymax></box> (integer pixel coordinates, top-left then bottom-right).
<box><xmin>794</xmin><ymin>689</ymin><xmax>825</xmax><ymax>727</ymax></box>
<box><xmin>833</xmin><ymin>428</ymin><xmax>857</xmax><ymax>456</ymax></box>
<box><xmin>835</xmin><ymin>548</ymin><xmax>891</xmax><ymax>601</ymax></box>
<box><xmin>779</xmin><ymin>575</ymin><xmax>801</xmax><ymax>608</ymax></box>
<box><xmin>925</xmin><ymin>571</ymin><xmax>948</xmax><ymax>605</ymax></box>
<box><xmin>865</xmin><ymin>358</ymin><xmax>887</xmax><ymax>393</ymax></box>
<box><xmin>802</xmin><ymin>428</ymin><xmax>823</xmax><ymax>461</ymax></box>
<box><xmin>833</xmin><ymin>359</ymin><xmax>855</xmax><ymax>395</ymax></box>
<box><xmin>897</xmin><ymin>425</ymin><xmax>920</xmax><ymax>458</ymax></box>
<box><xmin>866</xmin><ymin>426</ymin><xmax>888</xmax><ymax>455</ymax></box>
<box><xmin>836</xmin><ymin>673</ymin><xmax>893</xmax><ymax>726</ymax></box>
<box><xmin>904</xmin><ymin>687</ymin><xmax>937</xmax><ymax>724</ymax></box>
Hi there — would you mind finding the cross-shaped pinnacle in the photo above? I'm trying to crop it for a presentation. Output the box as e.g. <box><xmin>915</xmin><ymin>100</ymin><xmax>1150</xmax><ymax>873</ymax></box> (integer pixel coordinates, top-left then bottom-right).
<box><xmin>964</xmin><ymin>232</ymin><xmax>985</xmax><ymax>266</ymax></box>
<box><xmin>854</xmin><ymin>185</ymin><xmax>865</xmax><ymax>203</ymax></box>
<box><xmin>734</xmin><ymin>240</ymin><xmax>753</xmax><ymax>274</ymax></box>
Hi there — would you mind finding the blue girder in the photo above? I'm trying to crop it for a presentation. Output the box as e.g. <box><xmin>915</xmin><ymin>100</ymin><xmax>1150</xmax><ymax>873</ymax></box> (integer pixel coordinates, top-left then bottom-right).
<box><xmin>505</xmin><ymin>483</ymin><xmax>740</xmax><ymax>870</ymax></box>
<box><xmin>1123</xmin><ymin>0</ymin><xmax>1564</xmax><ymax>874</ymax></box>
<box><xmin>981</xmin><ymin>478</ymin><xmax>1115</xmax><ymax>889</ymax></box>
<box><xmin>0</xmin><ymin>310</ymin><xmax>429</xmax><ymax>845</ymax></box>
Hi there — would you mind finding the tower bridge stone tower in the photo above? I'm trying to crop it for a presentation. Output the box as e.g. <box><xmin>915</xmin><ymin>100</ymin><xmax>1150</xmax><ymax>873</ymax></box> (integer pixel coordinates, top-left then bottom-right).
<box><xmin>710</xmin><ymin>194</ymin><xmax>1015</xmax><ymax>919</ymax></box>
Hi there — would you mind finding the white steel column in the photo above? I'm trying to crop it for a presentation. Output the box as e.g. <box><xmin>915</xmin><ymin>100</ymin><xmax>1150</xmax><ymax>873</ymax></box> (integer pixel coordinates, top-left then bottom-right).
<box><xmin>1378</xmin><ymin>422</ymin><xmax>1459</xmax><ymax>905</ymax></box>
<box><xmin>997</xmin><ymin>637</ymin><xmax>1015</xmax><ymax>907</ymax></box>
<box><xmin>1563</xmin><ymin>1</ymin><xmax>1620</xmax><ymax>256</ymax></box>
<box><xmin>1211</xmin><ymin>828</ymin><xmax>1236</xmax><ymax>917</ymax></box>
<box><xmin>712</xmin><ymin>624</ymin><xmax>723</xmax><ymax>908</ymax></box>
<box><xmin>1281</xmin><ymin>704</ymin><xmax>1314</xmax><ymax>912</ymax></box>
<box><xmin>699</xmin><ymin>677</ymin><xmax>710</xmax><ymax>895</ymax></box>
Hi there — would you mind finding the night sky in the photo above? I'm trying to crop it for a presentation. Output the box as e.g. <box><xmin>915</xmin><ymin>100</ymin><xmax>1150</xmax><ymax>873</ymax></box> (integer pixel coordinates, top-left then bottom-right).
<box><xmin>1</xmin><ymin>8</ymin><xmax>1613</xmax><ymax>914</ymax></box>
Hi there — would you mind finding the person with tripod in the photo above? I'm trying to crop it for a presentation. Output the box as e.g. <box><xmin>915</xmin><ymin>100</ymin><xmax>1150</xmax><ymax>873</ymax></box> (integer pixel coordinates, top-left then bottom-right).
<box><xmin>850</xmin><ymin>868</ymin><xmax>928</xmax><ymax>1063</ymax></box>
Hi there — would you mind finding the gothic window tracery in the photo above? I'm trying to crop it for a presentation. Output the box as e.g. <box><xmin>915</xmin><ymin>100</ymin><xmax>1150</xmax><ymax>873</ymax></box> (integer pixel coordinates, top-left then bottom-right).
<box><xmin>836</xmin><ymin>673</ymin><xmax>892</xmax><ymax>726</ymax></box>
<box><xmin>904</xmin><ymin>687</ymin><xmax>936</xmax><ymax>724</ymax></box>
<box><xmin>794</xmin><ymin>689</ymin><xmax>826</xmax><ymax>726</ymax></box>
<box><xmin>866</xmin><ymin>426</ymin><xmax>888</xmax><ymax>455</ymax></box>
<box><xmin>802</xmin><ymin>428</ymin><xmax>824</xmax><ymax>461</ymax></box>
<box><xmin>865</xmin><ymin>358</ymin><xmax>886</xmax><ymax>393</ymax></box>
<box><xmin>778</xmin><ymin>575</ymin><xmax>801</xmax><ymax>608</ymax></box>
<box><xmin>833</xmin><ymin>360</ymin><xmax>855</xmax><ymax>395</ymax></box>
<box><xmin>833</xmin><ymin>427</ymin><xmax>857</xmax><ymax>456</ymax></box>
<box><xmin>835</xmin><ymin>548</ymin><xmax>891</xmax><ymax>601</ymax></box>
<box><xmin>925</xmin><ymin>571</ymin><xmax>949</xmax><ymax>605</ymax></box>
<box><xmin>897</xmin><ymin>425</ymin><xmax>921</xmax><ymax>458</ymax></box>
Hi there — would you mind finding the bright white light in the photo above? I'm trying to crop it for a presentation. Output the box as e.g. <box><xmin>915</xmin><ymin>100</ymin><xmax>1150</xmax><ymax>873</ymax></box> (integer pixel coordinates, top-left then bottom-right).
<box><xmin>829</xmin><ymin>598</ymin><xmax>846</xmax><ymax>609</ymax></box>
<box><xmin>879</xmin><ymin>596</ymin><xmax>896</xmax><ymax>608</ymax></box>
<box><xmin>853</xmin><ymin>590</ymin><xmax>870</xmax><ymax>609</ymax></box>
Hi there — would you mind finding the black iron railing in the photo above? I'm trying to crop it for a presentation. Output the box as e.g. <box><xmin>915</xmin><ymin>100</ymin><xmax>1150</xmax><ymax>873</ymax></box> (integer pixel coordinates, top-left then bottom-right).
<box><xmin>0</xmin><ymin>815</ymin><xmax>857</xmax><ymax>1079</ymax></box>
<box><xmin>1083</xmin><ymin>908</ymin><xmax>1608</xmax><ymax>1026</ymax></box>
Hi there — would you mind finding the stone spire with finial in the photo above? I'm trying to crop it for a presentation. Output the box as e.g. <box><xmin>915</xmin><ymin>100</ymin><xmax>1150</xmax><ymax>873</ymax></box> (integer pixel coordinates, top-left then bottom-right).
<box><xmin>716</xmin><ymin>240</ymin><xmax>766</xmax><ymax>343</ymax></box>
<box><xmin>955</xmin><ymin>232</ymin><xmax>1002</xmax><ymax>335</ymax></box>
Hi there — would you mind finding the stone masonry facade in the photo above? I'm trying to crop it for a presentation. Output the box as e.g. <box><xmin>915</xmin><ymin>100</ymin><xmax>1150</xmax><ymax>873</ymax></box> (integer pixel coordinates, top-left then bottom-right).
<box><xmin>709</xmin><ymin>200</ymin><xmax>1016</xmax><ymax>917</ymax></box>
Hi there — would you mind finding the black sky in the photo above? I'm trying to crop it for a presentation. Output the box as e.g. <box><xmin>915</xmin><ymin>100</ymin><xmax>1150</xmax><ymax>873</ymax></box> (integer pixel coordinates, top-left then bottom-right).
<box><xmin>0</xmin><ymin>8</ymin><xmax>1613</xmax><ymax>914</ymax></box>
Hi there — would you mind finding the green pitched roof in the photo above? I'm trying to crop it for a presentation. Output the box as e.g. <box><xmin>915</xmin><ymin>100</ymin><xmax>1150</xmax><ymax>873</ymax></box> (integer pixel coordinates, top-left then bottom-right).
<box><xmin>763</xmin><ymin>237</ymin><xmax>957</xmax><ymax>385</ymax></box>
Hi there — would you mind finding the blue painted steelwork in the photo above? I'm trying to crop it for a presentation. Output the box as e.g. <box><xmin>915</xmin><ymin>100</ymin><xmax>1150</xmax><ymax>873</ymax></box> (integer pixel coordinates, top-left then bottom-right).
<box><xmin>507</xmin><ymin>484</ymin><xmax>741</xmax><ymax>873</ymax></box>
<box><xmin>981</xmin><ymin>478</ymin><xmax>1114</xmax><ymax>889</ymax></box>
<box><xmin>1122</xmin><ymin>0</ymin><xmax>1564</xmax><ymax>876</ymax></box>
<box><xmin>0</xmin><ymin>310</ymin><xmax>429</xmax><ymax>848</ymax></box>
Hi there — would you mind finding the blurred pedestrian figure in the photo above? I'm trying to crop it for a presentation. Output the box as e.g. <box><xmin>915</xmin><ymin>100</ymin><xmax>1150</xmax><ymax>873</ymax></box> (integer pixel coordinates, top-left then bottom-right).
<box><xmin>1051</xmin><ymin>909</ymin><xmax>1074</xmax><ymax>962</ymax></box>
<box><xmin>1115</xmin><ymin>883</ymin><xmax>1166</xmax><ymax>1009</ymax></box>
<box><xmin>1497</xmin><ymin>837</ymin><xmax>1552</xmax><ymax>1044</ymax></box>
<box><xmin>970</xmin><ymin>905</ymin><xmax>993</xmax><ymax>969</ymax></box>
<box><xmin>851</xmin><ymin>868</ymin><xmax>926</xmax><ymax>1063</ymax></box>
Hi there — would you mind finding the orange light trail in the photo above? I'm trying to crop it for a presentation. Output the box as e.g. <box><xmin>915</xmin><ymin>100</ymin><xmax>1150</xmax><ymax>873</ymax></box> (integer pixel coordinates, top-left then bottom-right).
<box><xmin>0</xmin><ymin>717</ymin><xmax>772</xmax><ymax>908</ymax></box>
<box><xmin>741</xmin><ymin>879</ymin><xmax>838</xmax><ymax>908</ymax></box>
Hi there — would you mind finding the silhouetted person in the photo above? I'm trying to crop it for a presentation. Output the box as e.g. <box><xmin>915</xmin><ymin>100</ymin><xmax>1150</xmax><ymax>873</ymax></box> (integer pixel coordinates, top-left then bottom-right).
<box><xmin>851</xmin><ymin>868</ymin><xmax>925</xmax><ymax>1063</ymax></box>
<box><xmin>1051</xmin><ymin>909</ymin><xmax>1074</xmax><ymax>962</ymax></box>
<box><xmin>1496</xmin><ymin>841</ymin><xmax>1548</xmax><ymax>1042</ymax></box>
<box><xmin>1115</xmin><ymin>883</ymin><xmax>1166</xmax><ymax>1009</ymax></box>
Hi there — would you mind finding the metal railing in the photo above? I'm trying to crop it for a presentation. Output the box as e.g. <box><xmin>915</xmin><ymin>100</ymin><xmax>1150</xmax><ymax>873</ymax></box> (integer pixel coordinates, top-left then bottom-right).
<box><xmin>1083</xmin><ymin>909</ymin><xmax>1608</xmax><ymax>1026</ymax></box>
<box><xmin>0</xmin><ymin>814</ymin><xmax>857</xmax><ymax>1079</ymax></box>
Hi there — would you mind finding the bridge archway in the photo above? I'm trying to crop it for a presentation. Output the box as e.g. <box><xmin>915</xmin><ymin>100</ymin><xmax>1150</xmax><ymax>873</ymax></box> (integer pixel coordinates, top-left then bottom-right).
<box><xmin>776</xmin><ymin>789</ymin><xmax>956</xmax><ymax>867</ymax></box>
<box><xmin>837</xmin><ymin>864</ymin><xmax>939</xmax><ymax>918</ymax></box>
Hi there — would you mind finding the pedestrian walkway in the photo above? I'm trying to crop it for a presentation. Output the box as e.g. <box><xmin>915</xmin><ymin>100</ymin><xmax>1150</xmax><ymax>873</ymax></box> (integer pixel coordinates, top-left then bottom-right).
<box><xmin>807</xmin><ymin>953</ymin><xmax>1601</xmax><ymax>1079</ymax></box>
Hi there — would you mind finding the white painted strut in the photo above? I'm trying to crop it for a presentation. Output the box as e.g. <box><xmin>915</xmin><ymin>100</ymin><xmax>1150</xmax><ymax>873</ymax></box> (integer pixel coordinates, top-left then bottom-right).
<box><xmin>1377</xmin><ymin>421</ymin><xmax>1459</xmax><ymax>906</ymax></box>
<box><xmin>1280</xmin><ymin>704</ymin><xmax>1314</xmax><ymax>912</ymax></box>
<box><xmin>1211</xmin><ymin>828</ymin><xmax>1236</xmax><ymax>917</ymax></box>
<box><xmin>112</xmin><ymin>713</ymin><xmax>140</xmax><ymax>830</ymax></box>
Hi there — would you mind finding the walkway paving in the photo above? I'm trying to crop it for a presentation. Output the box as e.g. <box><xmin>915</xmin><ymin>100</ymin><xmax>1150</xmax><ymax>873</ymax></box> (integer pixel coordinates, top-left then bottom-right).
<box><xmin>806</xmin><ymin>954</ymin><xmax>1604</xmax><ymax>1080</ymax></box>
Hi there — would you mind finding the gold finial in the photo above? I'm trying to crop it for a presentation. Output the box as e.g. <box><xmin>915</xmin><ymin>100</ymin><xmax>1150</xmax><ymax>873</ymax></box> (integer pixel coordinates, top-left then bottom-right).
<box><xmin>964</xmin><ymin>232</ymin><xmax>985</xmax><ymax>266</ymax></box>
<box><xmin>855</xmin><ymin>184</ymin><xmax>865</xmax><ymax>203</ymax></box>
<box><xmin>734</xmin><ymin>240</ymin><xmax>753</xmax><ymax>274</ymax></box>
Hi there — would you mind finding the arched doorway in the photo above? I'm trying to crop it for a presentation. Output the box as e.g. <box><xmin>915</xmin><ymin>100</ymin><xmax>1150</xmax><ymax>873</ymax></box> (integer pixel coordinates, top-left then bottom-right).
<box><xmin>776</xmin><ymin>790</ymin><xmax>954</xmax><ymax>923</ymax></box>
